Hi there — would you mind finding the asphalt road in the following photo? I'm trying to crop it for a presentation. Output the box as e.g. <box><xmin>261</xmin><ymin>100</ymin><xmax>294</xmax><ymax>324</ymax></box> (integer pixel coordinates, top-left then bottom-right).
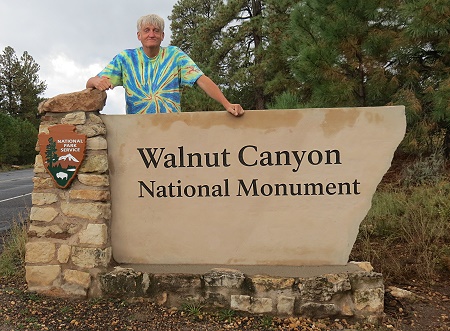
<box><xmin>0</xmin><ymin>168</ymin><xmax>33</xmax><ymax>232</ymax></box>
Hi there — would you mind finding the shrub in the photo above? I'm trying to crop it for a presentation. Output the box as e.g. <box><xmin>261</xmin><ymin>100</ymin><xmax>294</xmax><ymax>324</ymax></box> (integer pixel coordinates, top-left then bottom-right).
<box><xmin>352</xmin><ymin>181</ymin><xmax>450</xmax><ymax>281</ymax></box>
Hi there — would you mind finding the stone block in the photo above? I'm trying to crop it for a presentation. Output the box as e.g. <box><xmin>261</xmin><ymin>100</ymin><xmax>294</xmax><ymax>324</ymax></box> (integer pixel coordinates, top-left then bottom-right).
<box><xmin>349</xmin><ymin>261</ymin><xmax>374</xmax><ymax>272</ymax></box>
<box><xmin>61</xmin><ymin>201</ymin><xmax>111</xmax><ymax>220</ymax></box>
<box><xmin>86</xmin><ymin>112</ymin><xmax>104</xmax><ymax>124</ymax></box>
<box><xmin>38</xmin><ymin>89</ymin><xmax>106</xmax><ymax>113</ymax></box>
<box><xmin>100</xmin><ymin>267</ymin><xmax>149</xmax><ymax>298</ymax></box>
<box><xmin>61</xmin><ymin>283</ymin><xmax>87</xmax><ymax>297</ymax></box>
<box><xmin>231</xmin><ymin>295</ymin><xmax>272</xmax><ymax>313</ymax></box>
<box><xmin>76</xmin><ymin>123</ymin><xmax>107</xmax><ymax>138</ymax></box>
<box><xmin>57</xmin><ymin>244</ymin><xmax>71</xmax><ymax>263</ymax></box>
<box><xmin>79</xmin><ymin>153</ymin><xmax>108</xmax><ymax>173</ymax></box>
<box><xmin>203</xmin><ymin>268</ymin><xmax>245</xmax><ymax>288</ymax></box>
<box><xmin>77</xmin><ymin>174</ymin><xmax>109</xmax><ymax>187</ymax></box>
<box><xmin>251</xmin><ymin>297</ymin><xmax>273</xmax><ymax>313</ymax></box>
<box><xmin>87</xmin><ymin>136</ymin><xmax>107</xmax><ymax>150</ymax></box>
<box><xmin>69</xmin><ymin>189</ymin><xmax>110</xmax><ymax>201</ymax></box>
<box><xmin>32</xmin><ymin>192</ymin><xmax>58</xmax><ymax>206</ymax></box>
<box><xmin>28</xmin><ymin>224</ymin><xmax>63</xmax><ymax>238</ymax></box>
<box><xmin>25</xmin><ymin>241</ymin><xmax>56</xmax><ymax>263</ymax></box>
<box><xmin>64</xmin><ymin>269</ymin><xmax>91</xmax><ymax>288</ymax></box>
<box><xmin>30</xmin><ymin>206</ymin><xmax>58</xmax><ymax>222</ymax></box>
<box><xmin>231</xmin><ymin>295</ymin><xmax>251</xmax><ymax>312</ymax></box>
<box><xmin>252</xmin><ymin>275</ymin><xmax>295</xmax><ymax>292</ymax></box>
<box><xmin>61</xmin><ymin>111</ymin><xmax>86</xmax><ymax>125</ymax></box>
<box><xmin>71</xmin><ymin>246</ymin><xmax>112</xmax><ymax>268</ymax></box>
<box><xmin>26</xmin><ymin>265</ymin><xmax>61</xmax><ymax>287</ymax></box>
<box><xmin>153</xmin><ymin>274</ymin><xmax>202</xmax><ymax>291</ymax></box>
<box><xmin>353</xmin><ymin>287</ymin><xmax>384</xmax><ymax>314</ymax></box>
<box><xmin>34</xmin><ymin>155</ymin><xmax>45</xmax><ymax>173</ymax></box>
<box><xmin>277</xmin><ymin>295</ymin><xmax>295</xmax><ymax>315</ymax></box>
<box><xmin>33</xmin><ymin>177</ymin><xmax>54</xmax><ymax>190</ymax></box>
<box><xmin>78</xmin><ymin>223</ymin><xmax>108</xmax><ymax>246</ymax></box>
<box><xmin>297</xmin><ymin>273</ymin><xmax>352</xmax><ymax>302</ymax></box>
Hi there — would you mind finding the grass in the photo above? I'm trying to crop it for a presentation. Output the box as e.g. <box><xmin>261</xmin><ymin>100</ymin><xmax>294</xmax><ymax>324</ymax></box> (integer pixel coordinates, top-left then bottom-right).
<box><xmin>351</xmin><ymin>151</ymin><xmax>450</xmax><ymax>282</ymax></box>
<box><xmin>181</xmin><ymin>301</ymin><xmax>204</xmax><ymax>319</ymax></box>
<box><xmin>0</xmin><ymin>216</ymin><xmax>28</xmax><ymax>278</ymax></box>
<box><xmin>218</xmin><ymin>308</ymin><xmax>236</xmax><ymax>323</ymax></box>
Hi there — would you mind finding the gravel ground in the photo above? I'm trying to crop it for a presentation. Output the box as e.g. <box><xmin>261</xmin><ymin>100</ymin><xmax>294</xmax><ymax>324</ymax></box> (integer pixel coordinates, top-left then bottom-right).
<box><xmin>1</xmin><ymin>275</ymin><xmax>450</xmax><ymax>331</ymax></box>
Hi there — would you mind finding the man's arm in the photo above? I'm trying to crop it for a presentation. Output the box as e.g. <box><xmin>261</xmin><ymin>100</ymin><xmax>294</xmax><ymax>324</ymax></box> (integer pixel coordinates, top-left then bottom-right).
<box><xmin>86</xmin><ymin>76</ymin><xmax>113</xmax><ymax>91</ymax></box>
<box><xmin>195</xmin><ymin>75</ymin><xmax>244</xmax><ymax>117</ymax></box>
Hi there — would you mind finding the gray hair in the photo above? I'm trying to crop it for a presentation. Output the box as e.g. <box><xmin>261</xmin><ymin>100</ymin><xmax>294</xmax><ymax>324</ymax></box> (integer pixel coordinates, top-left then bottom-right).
<box><xmin>137</xmin><ymin>14</ymin><xmax>165</xmax><ymax>32</ymax></box>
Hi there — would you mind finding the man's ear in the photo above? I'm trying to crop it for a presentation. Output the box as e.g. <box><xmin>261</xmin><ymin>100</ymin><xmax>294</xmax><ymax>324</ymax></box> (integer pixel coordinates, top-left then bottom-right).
<box><xmin>162</xmin><ymin>31</ymin><xmax>165</xmax><ymax>40</ymax></box>
<box><xmin>137</xmin><ymin>31</ymin><xmax>141</xmax><ymax>41</ymax></box>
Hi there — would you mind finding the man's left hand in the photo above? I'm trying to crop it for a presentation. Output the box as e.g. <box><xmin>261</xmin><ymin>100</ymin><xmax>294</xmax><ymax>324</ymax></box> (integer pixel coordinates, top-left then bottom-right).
<box><xmin>227</xmin><ymin>104</ymin><xmax>245</xmax><ymax>117</ymax></box>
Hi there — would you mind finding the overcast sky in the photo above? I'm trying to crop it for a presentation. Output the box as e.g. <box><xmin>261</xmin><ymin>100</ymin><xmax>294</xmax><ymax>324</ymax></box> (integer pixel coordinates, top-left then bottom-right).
<box><xmin>0</xmin><ymin>0</ymin><xmax>178</xmax><ymax>114</ymax></box>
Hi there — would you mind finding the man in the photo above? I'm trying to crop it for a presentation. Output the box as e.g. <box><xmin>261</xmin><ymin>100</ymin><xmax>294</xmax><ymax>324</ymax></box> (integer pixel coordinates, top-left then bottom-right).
<box><xmin>86</xmin><ymin>14</ymin><xmax>244</xmax><ymax>117</ymax></box>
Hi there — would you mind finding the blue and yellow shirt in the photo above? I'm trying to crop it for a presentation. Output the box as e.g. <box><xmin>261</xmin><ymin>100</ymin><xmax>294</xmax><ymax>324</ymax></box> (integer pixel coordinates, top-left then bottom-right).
<box><xmin>98</xmin><ymin>46</ymin><xmax>203</xmax><ymax>114</ymax></box>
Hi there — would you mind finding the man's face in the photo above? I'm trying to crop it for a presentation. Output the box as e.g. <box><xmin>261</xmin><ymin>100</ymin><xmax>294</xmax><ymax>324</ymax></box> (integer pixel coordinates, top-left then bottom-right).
<box><xmin>137</xmin><ymin>24</ymin><xmax>164</xmax><ymax>48</ymax></box>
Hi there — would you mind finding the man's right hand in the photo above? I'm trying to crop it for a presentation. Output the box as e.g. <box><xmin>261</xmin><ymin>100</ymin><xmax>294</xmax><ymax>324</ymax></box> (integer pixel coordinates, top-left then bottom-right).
<box><xmin>86</xmin><ymin>76</ymin><xmax>113</xmax><ymax>91</ymax></box>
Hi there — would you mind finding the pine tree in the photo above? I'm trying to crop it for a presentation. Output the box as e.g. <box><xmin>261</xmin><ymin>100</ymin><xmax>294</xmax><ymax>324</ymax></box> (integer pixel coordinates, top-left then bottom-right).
<box><xmin>170</xmin><ymin>0</ymin><xmax>297</xmax><ymax>110</ymax></box>
<box><xmin>0</xmin><ymin>46</ymin><xmax>46</xmax><ymax>127</ymax></box>
<box><xmin>45</xmin><ymin>137</ymin><xmax>58</xmax><ymax>168</ymax></box>
<box><xmin>392</xmin><ymin>0</ymin><xmax>450</xmax><ymax>155</ymax></box>
<box><xmin>286</xmin><ymin>0</ymin><xmax>402</xmax><ymax>108</ymax></box>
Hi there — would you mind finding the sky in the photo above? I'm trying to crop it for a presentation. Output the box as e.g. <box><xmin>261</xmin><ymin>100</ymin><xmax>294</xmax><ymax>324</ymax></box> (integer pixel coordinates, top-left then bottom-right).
<box><xmin>0</xmin><ymin>0</ymin><xmax>178</xmax><ymax>114</ymax></box>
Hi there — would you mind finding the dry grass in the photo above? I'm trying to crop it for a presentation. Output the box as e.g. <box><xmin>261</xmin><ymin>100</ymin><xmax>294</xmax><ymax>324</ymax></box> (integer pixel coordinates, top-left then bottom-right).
<box><xmin>0</xmin><ymin>215</ymin><xmax>28</xmax><ymax>278</ymax></box>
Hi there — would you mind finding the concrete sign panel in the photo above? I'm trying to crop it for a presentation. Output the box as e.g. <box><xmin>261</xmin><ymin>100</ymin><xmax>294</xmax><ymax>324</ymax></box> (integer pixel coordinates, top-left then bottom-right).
<box><xmin>101</xmin><ymin>107</ymin><xmax>405</xmax><ymax>266</ymax></box>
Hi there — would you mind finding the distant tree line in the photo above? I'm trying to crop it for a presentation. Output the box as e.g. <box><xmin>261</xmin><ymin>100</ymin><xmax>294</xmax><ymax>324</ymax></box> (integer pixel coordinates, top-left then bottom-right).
<box><xmin>170</xmin><ymin>0</ymin><xmax>450</xmax><ymax>156</ymax></box>
<box><xmin>0</xmin><ymin>46</ymin><xmax>46</xmax><ymax>166</ymax></box>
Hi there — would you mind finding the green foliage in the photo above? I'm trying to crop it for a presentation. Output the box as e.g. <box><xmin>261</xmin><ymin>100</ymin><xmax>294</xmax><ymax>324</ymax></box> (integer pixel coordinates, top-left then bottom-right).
<box><xmin>170</xmin><ymin>0</ymin><xmax>298</xmax><ymax>111</ymax></box>
<box><xmin>0</xmin><ymin>113</ymin><xmax>20</xmax><ymax>164</ymax></box>
<box><xmin>354</xmin><ymin>181</ymin><xmax>450</xmax><ymax>281</ymax></box>
<box><xmin>0</xmin><ymin>46</ymin><xmax>43</xmax><ymax>165</ymax></box>
<box><xmin>218</xmin><ymin>308</ymin><xmax>235</xmax><ymax>323</ymax></box>
<box><xmin>259</xmin><ymin>315</ymin><xmax>273</xmax><ymax>329</ymax></box>
<box><xmin>0</xmin><ymin>113</ymin><xmax>37</xmax><ymax>165</ymax></box>
<box><xmin>45</xmin><ymin>137</ymin><xmax>58</xmax><ymax>167</ymax></box>
<box><xmin>267</xmin><ymin>91</ymin><xmax>301</xmax><ymax>109</ymax></box>
<box><xmin>0</xmin><ymin>46</ymin><xmax>46</xmax><ymax>127</ymax></box>
<box><xmin>169</xmin><ymin>0</ymin><xmax>450</xmax><ymax>153</ymax></box>
<box><xmin>284</xmin><ymin>0</ymin><xmax>450</xmax><ymax>155</ymax></box>
<box><xmin>401</xmin><ymin>150</ymin><xmax>446</xmax><ymax>187</ymax></box>
<box><xmin>286</xmin><ymin>0</ymin><xmax>401</xmax><ymax>108</ymax></box>
<box><xmin>181</xmin><ymin>301</ymin><xmax>204</xmax><ymax>319</ymax></box>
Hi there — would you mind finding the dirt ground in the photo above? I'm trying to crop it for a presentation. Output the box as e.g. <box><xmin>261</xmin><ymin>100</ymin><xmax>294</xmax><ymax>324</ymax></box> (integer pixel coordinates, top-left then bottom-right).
<box><xmin>0</xmin><ymin>274</ymin><xmax>449</xmax><ymax>331</ymax></box>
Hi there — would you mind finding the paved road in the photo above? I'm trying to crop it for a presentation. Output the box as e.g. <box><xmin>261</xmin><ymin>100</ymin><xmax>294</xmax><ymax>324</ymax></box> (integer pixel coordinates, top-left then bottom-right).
<box><xmin>0</xmin><ymin>168</ymin><xmax>33</xmax><ymax>232</ymax></box>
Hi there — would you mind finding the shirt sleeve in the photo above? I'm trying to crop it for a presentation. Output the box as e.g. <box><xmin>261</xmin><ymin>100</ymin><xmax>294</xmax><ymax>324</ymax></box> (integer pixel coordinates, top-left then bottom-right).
<box><xmin>176</xmin><ymin>48</ymin><xmax>204</xmax><ymax>87</ymax></box>
<box><xmin>97</xmin><ymin>52</ymin><xmax>125</xmax><ymax>88</ymax></box>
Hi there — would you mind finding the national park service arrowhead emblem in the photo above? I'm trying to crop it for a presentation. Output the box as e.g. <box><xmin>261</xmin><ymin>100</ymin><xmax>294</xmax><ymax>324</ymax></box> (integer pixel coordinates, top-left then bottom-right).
<box><xmin>38</xmin><ymin>124</ymin><xmax>87</xmax><ymax>189</ymax></box>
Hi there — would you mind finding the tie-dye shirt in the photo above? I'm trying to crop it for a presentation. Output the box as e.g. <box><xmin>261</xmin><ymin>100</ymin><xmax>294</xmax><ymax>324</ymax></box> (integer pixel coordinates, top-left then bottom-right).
<box><xmin>97</xmin><ymin>46</ymin><xmax>203</xmax><ymax>114</ymax></box>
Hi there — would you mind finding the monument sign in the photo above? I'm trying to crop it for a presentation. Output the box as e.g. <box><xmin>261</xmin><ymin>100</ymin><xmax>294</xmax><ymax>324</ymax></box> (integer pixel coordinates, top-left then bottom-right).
<box><xmin>101</xmin><ymin>106</ymin><xmax>405</xmax><ymax>266</ymax></box>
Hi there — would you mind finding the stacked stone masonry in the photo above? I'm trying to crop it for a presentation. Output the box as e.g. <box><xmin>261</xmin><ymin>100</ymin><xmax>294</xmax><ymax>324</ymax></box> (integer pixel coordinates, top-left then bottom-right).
<box><xmin>26</xmin><ymin>89</ymin><xmax>384</xmax><ymax>323</ymax></box>
<box><xmin>26</xmin><ymin>89</ymin><xmax>111</xmax><ymax>297</ymax></box>
<box><xmin>100</xmin><ymin>265</ymin><xmax>384</xmax><ymax>323</ymax></box>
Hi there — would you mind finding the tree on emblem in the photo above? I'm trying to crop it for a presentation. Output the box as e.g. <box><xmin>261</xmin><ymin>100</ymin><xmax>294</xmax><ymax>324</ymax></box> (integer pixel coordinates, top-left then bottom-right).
<box><xmin>45</xmin><ymin>137</ymin><xmax>58</xmax><ymax>168</ymax></box>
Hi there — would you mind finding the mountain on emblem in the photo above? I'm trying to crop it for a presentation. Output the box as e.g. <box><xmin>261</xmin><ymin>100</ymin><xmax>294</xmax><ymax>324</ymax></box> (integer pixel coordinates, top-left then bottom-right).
<box><xmin>38</xmin><ymin>124</ymin><xmax>87</xmax><ymax>189</ymax></box>
<box><xmin>58</xmin><ymin>153</ymin><xmax>80</xmax><ymax>162</ymax></box>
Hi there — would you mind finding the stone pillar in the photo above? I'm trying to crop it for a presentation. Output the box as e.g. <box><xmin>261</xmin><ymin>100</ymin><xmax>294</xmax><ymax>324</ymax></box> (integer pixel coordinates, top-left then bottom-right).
<box><xmin>26</xmin><ymin>89</ymin><xmax>112</xmax><ymax>297</ymax></box>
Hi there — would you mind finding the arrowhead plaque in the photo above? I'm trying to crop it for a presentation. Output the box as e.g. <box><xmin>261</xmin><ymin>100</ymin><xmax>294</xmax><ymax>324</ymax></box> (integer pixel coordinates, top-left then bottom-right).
<box><xmin>38</xmin><ymin>124</ymin><xmax>87</xmax><ymax>189</ymax></box>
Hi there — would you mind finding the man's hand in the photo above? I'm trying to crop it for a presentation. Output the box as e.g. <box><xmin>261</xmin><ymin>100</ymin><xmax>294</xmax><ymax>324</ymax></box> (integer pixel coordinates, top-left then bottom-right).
<box><xmin>226</xmin><ymin>104</ymin><xmax>245</xmax><ymax>117</ymax></box>
<box><xmin>86</xmin><ymin>76</ymin><xmax>113</xmax><ymax>91</ymax></box>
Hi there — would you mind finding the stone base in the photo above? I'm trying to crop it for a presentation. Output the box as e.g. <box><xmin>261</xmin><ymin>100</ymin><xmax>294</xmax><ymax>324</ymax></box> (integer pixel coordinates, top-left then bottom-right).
<box><xmin>99</xmin><ymin>262</ymin><xmax>384</xmax><ymax>323</ymax></box>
